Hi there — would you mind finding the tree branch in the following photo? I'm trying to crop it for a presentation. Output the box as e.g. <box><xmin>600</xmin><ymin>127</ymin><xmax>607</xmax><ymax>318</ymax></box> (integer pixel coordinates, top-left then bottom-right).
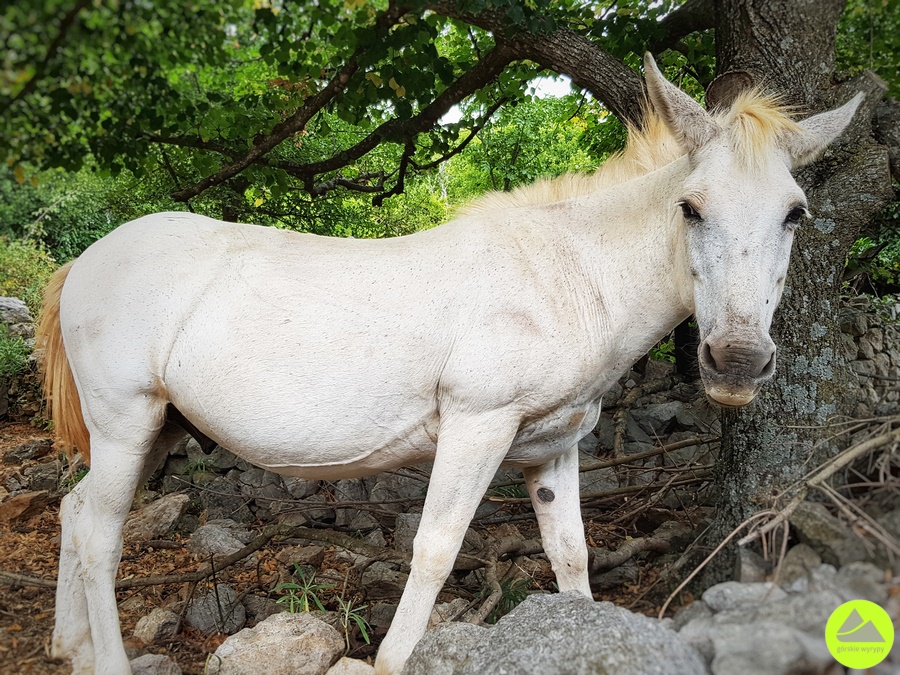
<box><xmin>170</xmin><ymin>3</ymin><xmax>408</xmax><ymax>203</ymax></box>
<box><xmin>373</xmin><ymin>142</ymin><xmax>415</xmax><ymax>206</ymax></box>
<box><xmin>425</xmin><ymin>1</ymin><xmax>646</xmax><ymax>125</ymax></box>
<box><xmin>413</xmin><ymin>97</ymin><xmax>508</xmax><ymax>172</ymax></box>
<box><xmin>307</xmin><ymin>172</ymin><xmax>387</xmax><ymax>196</ymax></box>
<box><xmin>270</xmin><ymin>43</ymin><xmax>515</xmax><ymax>181</ymax></box>
<box><xmin>146</xmin><ymin>134</ymin><xmax>240</xmax><ymax>161</ymax></box>
<box><xmin>649</xmin><ymin>0</ymin><xmax>716</xmax><ymax>55</ymax></box>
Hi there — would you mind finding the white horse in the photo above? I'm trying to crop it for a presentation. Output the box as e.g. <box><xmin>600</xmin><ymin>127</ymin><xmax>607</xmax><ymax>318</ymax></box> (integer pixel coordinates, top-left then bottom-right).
<box><xmin>38</xmin><ymin>54</ymin><xmax>860</xmax><ymax>674</ymax></box>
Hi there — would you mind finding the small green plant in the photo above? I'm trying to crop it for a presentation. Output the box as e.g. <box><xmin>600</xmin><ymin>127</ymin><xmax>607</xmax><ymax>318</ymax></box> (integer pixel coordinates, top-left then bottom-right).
<box><xmin>60</xmin><ymin>466</ymin><xmax>89</xmax><ymax>492</ymax></box>
<box><xmin>274</xmin><ymin>564</ymin><xmax>333</xmax><ymax>614</ymax></box>
<box><xmin>0</xmin><ymin>238</ymin><xmax>56</xmax><ymax>316</ymax></box>
<box><xmin>485</xmin><ymin>577</ymin><xmax>533</xmax><ymax>624</ymax></box>
<box><xmin>649</xmin><ymin>337</ymin><xmax>676</xmax><ymax>363</ymax></box>
<box><xmin>181</xmin><ymin>458</ymin><xmax>208</xmax><ymax>479</ymax></box>
<box><xmin>336</xmin><ymin>594</ymin><xmax>371</xmax><ymax>653</ymax></box>
<box><xmin>0</xmin><ymin>324</ymin><xmax>29</xmax><ymax>379</ymax></box>
<box><xmin>487</xmin><ymin>484</ymin><xmax>527</xmax><ymax>499</ymax></box>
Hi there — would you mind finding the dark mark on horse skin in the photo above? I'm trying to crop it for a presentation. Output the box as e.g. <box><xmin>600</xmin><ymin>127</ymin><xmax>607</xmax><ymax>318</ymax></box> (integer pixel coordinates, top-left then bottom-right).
<box><xmin>537</xmin><ymin>487</ymin><xmax>555</xmax><ymax>503</ymax></box>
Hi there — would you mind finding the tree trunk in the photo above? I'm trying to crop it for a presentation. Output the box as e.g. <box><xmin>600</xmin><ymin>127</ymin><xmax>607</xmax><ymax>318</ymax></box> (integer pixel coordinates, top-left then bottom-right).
<box><xmin>705</xmin><ymin>0</ymin><xmax>893</xmax><ymax>583</ymax></box>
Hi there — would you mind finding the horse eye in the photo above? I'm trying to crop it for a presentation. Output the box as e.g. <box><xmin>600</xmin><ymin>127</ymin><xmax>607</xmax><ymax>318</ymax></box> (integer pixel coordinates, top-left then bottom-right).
<box><xmin>785</xmin><ymin>206</ymin><xmax>809</xmax><ymax>227</ymax></box>
<box><xmin>678</xmin><ymin>201</ymin><xmax>701</xmax><ymax>221</ymax></box>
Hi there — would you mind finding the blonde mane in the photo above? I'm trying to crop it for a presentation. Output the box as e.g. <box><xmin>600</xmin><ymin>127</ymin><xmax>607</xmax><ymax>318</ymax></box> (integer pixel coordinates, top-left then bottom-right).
<box><xmin>460</xmin><ymin>90</ymin><xmax>802</xmax><ymax>215</ymax></box>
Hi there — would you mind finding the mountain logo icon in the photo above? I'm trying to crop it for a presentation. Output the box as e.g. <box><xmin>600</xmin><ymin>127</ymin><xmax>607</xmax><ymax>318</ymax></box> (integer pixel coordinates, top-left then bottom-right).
<box><xmin>826</xmin><ymin>599</ymin><xmax>894</xmax><ymax>669</ymax></box>
<box><xmin>835</xmin><ymin>608</ymin><xmax>886</xmax><ymax>643</ymax></box>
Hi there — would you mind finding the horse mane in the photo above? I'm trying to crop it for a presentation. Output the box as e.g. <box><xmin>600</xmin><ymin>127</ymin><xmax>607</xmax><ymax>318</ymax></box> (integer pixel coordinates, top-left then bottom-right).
<box><xmin>459</xmin><ymin>89</ymin><xmax>801</xmax><ymax>215</ymax></box>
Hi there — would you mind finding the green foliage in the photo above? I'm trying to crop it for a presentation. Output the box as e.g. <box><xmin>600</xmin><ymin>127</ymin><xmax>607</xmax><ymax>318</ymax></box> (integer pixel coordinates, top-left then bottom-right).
<box><xmin>487</xmin><ymin>483</ymin><xmax>527</xmax><ymax>498</ymax></box>
<box><xmin>442</xmin><ymin>95</ymin><xmax>618</xmax><ymax>204</ymax></box>
<box><xmin>181</xmin><ymin>458</ymin><xmax>209</xmax><ymax>480</ymax></box>
<box><xmin>650</xmin><ymin>338</ymin><xmax>676</xmax><ymax>363</ymax></box>
<box><xmin>837</xmin><ymin>0</ymin><xmax>900</xmax><ymax>97</ymax></box>
<box><xmin>485</xmin><ymin>577</ymin><xmax>533</xmax><ymax>624</ymax></box>
<box><xmin>60</xmin><ymin>466</ymin><xmax>89</xmax><ymax>492</ymax></box>
<box><xmin>0</xmin><ymin>324</ymin><xmax>29</xmax><ymax>379</ymax></box>
<box><xmin>0</xmin><ymin>237</ymin><xmax>56</xmax><ymax>315</ymax></box>
<box><xmin>274</xmin><ymin>564</ymin><xmax>333</xmax><ymax>614</ymax></box>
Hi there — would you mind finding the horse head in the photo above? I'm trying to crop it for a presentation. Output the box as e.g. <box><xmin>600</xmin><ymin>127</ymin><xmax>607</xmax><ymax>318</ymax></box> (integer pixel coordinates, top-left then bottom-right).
<box><xmin>644</xmin><ymin>53</ymin><xmax>862</xmax><ymax>406</ymax></box>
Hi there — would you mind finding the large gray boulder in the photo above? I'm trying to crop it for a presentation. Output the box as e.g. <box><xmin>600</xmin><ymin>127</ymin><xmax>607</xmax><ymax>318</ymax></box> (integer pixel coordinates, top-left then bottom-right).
<box><xmin>403</xmin><ymin>592</ymin><xmax>708</xmax><ymax>674</ymax></box>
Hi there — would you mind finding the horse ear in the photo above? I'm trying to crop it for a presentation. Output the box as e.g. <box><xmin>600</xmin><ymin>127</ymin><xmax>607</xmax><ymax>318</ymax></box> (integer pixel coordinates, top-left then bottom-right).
<box><xmin>783</xmin><ymin>92</ymin><xmax>864</xmax><ymax>168</ymax></box>
<box><xmin>643</xmin><ymin>52</ymin><xmax>718</xmax><ymax>153</ymax></box>
<box><xmin>705</xmin><ymin>70</ymin><xmax>754</xmax><ymax>111</ymax></box>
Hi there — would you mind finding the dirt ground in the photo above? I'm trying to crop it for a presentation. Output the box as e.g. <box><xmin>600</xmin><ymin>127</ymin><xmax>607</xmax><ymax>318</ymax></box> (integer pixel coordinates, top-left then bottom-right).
<box><xmin>0</xmin><ymin>422</ymin><xmax>685</xmax><ymax>675</ymax></box>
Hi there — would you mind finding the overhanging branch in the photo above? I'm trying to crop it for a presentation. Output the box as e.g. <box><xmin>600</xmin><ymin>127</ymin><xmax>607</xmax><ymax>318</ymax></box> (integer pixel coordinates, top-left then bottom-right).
<box><xmin>425</xmin><ymin>1</ymin><xmax>646</xmax><ymax>125</ymax></box>
<box><xmin>170</xmin><ymin>3</ymin><xmax>409</xmax><ymax>203</ymax></box>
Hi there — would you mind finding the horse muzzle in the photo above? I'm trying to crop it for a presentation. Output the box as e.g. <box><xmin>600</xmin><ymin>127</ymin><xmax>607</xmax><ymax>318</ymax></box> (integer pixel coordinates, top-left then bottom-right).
<box><xmin>698</xmin><ymin>335</ymin><xmax>777</xmax><ymax>407</ymax></box>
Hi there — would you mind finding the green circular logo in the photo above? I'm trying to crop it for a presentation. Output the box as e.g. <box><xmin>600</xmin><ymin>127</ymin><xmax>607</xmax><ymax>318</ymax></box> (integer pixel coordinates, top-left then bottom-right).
<box><xmin>825</xmin><ymin>599</ymin><xmax>894</xmax><ymax>669</ymax></box>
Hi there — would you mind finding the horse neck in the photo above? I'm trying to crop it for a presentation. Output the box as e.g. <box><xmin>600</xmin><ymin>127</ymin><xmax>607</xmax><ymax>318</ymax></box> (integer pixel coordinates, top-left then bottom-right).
<box><xmin>561</xmin><ymin>156</ymin><xmax>694</xmax><ymax>369</ymax></box>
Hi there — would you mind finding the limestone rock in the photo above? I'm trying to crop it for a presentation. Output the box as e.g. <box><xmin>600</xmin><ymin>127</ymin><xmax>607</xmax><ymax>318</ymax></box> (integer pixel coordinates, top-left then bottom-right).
<box><xmin>242</xmin><ymin>595</ymin><xmax>282</xmax><ymax>624</ymax></box>
<box><xmin>123</xmin><ymin>493</ymin><xmax>189</xmax><ymax>542</ymax></box>
<box><xmin>325</xmin><ymin>657</ymin><xmax>375</xmax><ymax>675</ymax></box>
<box><xmin>777</xmin><ymin>544</ymin><xmax>822</xmax><ymax>586</ymax></box>
<box><xmin>209</xmin><ymin>613</ymin><xmax>343</xmax><ymax>675</ymax></box>
<box><xmin>3</xmin><ymin>438</ymin><xmax>52</xmax><ymax>464</ymax></box>
<box><xmin>361</xmin><ymin>562</ymin><xmax>408</xmax><ymax>599</ymax></box>
<box><xmin>130</xmin><ymin>653</ymin><xmax>183</xmax><ymax>675</ymax></box>
<box><xmin>0</xmin><ymin>297</ymin><xmax>32</xmax><ymax>325</ymax></box>
<box><xmin>791</xmin><ymin>501</ymin><xmax>867</xmax><ymax>567</ymax></box>
<box><xmin>393</xmin><ymin>513</ymin><xmax>420</xmax><ymax>553</ymax></box>
<box><xmin>275</xmin><ymin>544</ymin><xmax>326</xmax><ymax>568</ymax></box>
<box><xmin>0</xmin><ymin>490</ymin><xmax>50</xmax><ymax>523</ymax></box>
<box><xmin>185</xmin><ymin>585</ymin><xmax>246</xmax><ymax>634</ymax></box>
<box><xmin>402</xmin><ymin>622</ymin><xmax>488</xmax><ymax>675</ymax></box>
<box><xmin>188</xmin><ymin>523</ymin><xmax>246</xmax><ymax>557</ymax></box>
<box><xmin>701</xmin><ymin>581</ymin><xmax>787</xmax><ymax>612</ymax></box>
<box><xmin>134</xmin><ymin>608</ymin><xmax>181</xmax><ymax>643</ymax></box>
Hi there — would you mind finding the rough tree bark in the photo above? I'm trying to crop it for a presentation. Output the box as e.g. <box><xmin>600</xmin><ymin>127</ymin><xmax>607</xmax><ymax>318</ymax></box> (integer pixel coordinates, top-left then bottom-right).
<box><xmin>706</xmin><ymin>0</ymin><xmax>894</xmax><ymax>582</ymax></box>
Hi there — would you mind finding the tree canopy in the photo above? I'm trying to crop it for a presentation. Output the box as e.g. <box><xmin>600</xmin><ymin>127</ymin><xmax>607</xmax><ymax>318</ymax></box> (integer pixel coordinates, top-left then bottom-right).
<box><xmin>1</xmin><ymin>0</ymin><xmax>896</xmax><ymax>254</ymax></box>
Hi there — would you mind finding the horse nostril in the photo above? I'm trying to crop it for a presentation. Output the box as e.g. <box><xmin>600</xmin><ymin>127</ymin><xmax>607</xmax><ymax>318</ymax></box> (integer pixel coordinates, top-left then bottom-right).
<box><xmin>700</xmin><ymin>340</ymin><xmax>722</xmax><ymax>373</ymax></box>
<box><xmin>757</xmin><ymin>348</ymin><xmax>776</xmax><ymax>379</ymax></box>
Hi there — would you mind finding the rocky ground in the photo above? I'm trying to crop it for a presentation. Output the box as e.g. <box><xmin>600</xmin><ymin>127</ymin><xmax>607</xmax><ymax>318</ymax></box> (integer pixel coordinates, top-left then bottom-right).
<box><xmin>0</xmin><ymin>419</ymin><xmax>702</xmax><ymax>675</ymax></box>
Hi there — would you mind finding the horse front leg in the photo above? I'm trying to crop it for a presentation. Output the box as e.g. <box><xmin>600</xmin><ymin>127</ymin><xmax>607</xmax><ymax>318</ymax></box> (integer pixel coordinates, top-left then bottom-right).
<box><xmin>523</xmin><ymin>444</ymin><xmax>591</xmax><ymax>596</ymax></box>
<box><xmin>374</xmin><ymin>410</ymin><xmax>519</xmax><ymax>675</ymax></box>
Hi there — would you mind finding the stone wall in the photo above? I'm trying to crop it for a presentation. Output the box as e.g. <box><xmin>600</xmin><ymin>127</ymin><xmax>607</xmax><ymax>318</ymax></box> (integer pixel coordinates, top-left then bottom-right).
<box><xmin>839</xmin><ymin>295</ymin><xmax>900</xmax><ymax>416</ymax></box>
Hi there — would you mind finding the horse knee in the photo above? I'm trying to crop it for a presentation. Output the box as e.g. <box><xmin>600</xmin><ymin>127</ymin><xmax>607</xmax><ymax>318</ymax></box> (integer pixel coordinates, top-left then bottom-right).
<box><xmin>409</xmin><ymin>532</ymin><xmax>460</xmax><ymax>585</ymax></box>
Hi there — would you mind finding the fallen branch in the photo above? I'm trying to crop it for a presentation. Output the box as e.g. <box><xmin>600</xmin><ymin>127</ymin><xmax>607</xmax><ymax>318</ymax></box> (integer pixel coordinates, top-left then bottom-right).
<box><xmin>737</xmin><ymin>424</ymin><xmax>900</xmax><ymax>547</ymax></box>
<box><xmin>488</xmin><ymin>435</ymin><xmax>718</xmax><ymax>491</ymax></box>
<box><xmin>589</xmin><ymin>535</ymin><xmax>671</xmax><ymax>573</ymax></box>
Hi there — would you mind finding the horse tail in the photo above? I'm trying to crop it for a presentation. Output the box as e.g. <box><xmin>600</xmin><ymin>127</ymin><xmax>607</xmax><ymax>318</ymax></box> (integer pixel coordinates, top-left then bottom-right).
<box><xmin>35</xmin><ymin>261</ymin><xmax>91</xmax><ymax>467</ymax></box>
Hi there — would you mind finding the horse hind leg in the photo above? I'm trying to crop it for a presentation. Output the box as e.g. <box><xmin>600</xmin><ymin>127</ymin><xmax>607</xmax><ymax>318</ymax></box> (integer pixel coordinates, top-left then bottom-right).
<box><xmin>52</xmin><ymin>478</ymin><xmax>95</xmax><ymax>673</ymax></box>
<box><xmin>54</xmin><ymin>399</ymin><xmax>171</xmax><ymax>675</ymax></box>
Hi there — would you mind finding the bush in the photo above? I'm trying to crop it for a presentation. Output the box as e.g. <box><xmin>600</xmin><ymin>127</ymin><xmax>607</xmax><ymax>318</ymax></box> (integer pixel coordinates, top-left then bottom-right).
<box><xmin>0</xmin><ymin>238</ymin><xmax>57</xmax><ymax>316</ymax></box>
<box><xmin>0</xmin><ymin>324</ymin><xmax>29</xmax><ymax>379</ymax></box>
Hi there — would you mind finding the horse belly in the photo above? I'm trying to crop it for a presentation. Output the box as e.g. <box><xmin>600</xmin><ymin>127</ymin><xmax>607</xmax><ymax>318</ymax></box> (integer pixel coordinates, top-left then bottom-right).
<box><xmin>164</xmin><ymin>304</ymin><xmax>443</xmax><ymax>478</ymax></box>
